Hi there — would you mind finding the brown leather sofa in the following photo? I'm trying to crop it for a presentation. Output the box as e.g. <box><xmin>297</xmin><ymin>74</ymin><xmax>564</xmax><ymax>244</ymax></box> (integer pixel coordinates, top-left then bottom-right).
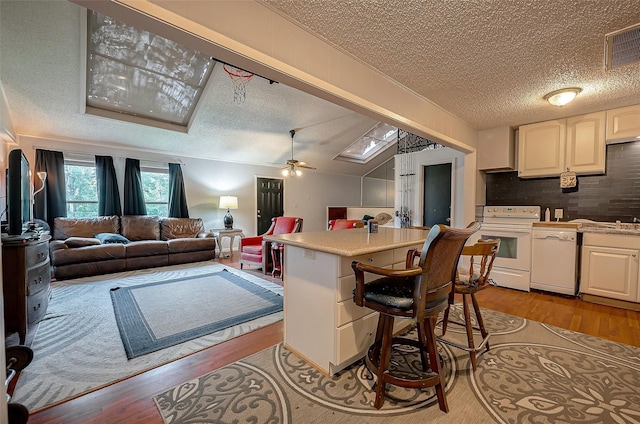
<box><xmin>49</xmin><ymin>215</ymin><xmax>217</xmax><ymax>280</ymax></box>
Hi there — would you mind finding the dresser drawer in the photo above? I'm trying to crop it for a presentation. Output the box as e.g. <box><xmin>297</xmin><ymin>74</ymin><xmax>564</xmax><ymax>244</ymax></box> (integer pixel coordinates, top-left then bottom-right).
<box><xmin>27</xmin><ymin>288</ymin><xmax>49</xmax><ymax>325</ymax></box>
<box><xmin>26</xmin><ymin>241</ymin><xmax>49</xmax><ymax>268</ymax></box>
<box><xmin>27</xmin><ymin>261</ymin><xmax>50</xmax><ymax>296</ymax></box>
<box><xmin>340</xmin><ymin>250</ymin><xmax>393</xmax><ymax>277</ymax></box>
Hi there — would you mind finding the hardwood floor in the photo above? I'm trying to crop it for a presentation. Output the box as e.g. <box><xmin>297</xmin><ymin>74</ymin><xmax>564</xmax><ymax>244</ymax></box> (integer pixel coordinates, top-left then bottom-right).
<box><xmin>26</xmin><ymin>254</ymin><xmax>640</xmax><ymax>424</ymax></box>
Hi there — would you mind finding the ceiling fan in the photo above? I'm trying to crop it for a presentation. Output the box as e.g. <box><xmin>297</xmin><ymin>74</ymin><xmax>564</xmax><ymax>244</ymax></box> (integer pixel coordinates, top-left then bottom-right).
<box><xmin>281</xmin><ymin>129</ymin><xmax>316</xmax><ymax>176</ymax></box>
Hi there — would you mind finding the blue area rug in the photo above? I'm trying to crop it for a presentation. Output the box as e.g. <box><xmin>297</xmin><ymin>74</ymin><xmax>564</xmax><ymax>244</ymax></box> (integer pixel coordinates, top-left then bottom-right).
<box><xmin>110</xmin><ymin>269</ymin><xmax>283</xmax><ymax>359</ymax></box>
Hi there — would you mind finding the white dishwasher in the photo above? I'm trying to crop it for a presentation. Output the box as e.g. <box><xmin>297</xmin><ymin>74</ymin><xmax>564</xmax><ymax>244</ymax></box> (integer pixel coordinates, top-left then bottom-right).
<box><xmin>530</xmin><ymin>227</ymin><xmax>578</xmax><ymax>295</ymax></box>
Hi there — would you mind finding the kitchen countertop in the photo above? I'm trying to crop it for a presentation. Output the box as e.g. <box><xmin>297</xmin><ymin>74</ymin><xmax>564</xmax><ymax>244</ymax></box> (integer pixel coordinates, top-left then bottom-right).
<box><xmin>264</xmin><ymin>227</ymin><xmax>427</xmax><ymax>256</ymax></box>
<box><xmin>533</xmin><ymin>220</ymin><xmax>640</xmax><ymax>236</ymax></box>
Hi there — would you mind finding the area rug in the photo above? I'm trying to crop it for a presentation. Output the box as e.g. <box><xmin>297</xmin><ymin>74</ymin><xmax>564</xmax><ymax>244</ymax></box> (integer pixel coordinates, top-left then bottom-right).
<box><xmin>11</xmin><ymin>262</ymin><xmax>283</xmax><ymax>412</ymax></box>
<box><xmin>154</xmin><ymin>306</ymin><xmax>640</xmax><ymax>423</ymax></box>
<box><xmin>110</xmin><ymin>269</ymin><xmax>283</xmax><ymax>359</ymax></box>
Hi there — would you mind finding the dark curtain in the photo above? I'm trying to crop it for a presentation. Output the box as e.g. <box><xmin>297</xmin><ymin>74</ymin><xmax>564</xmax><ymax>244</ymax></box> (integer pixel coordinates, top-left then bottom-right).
<box><xmin>95</xmin><ymin>155</ymin><xmax>122</xmax><ymax>216</ymax></box>
<box><xmin>34</xmin><ymin>149</ymin><xmax>66</xmax><ymax>228</ymax></box>
<box><xmin>124</xmin><ymin>158</ymin><xmax>146</xmax><ymax>215</ymax></box>
<box><xmin>168</xmin><ymin>163</ymin><xmax>189</xmax><ymax>218</ymax></box>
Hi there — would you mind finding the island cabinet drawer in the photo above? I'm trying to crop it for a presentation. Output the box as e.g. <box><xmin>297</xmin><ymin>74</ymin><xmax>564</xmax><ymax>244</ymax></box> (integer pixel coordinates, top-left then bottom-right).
<box><xmin>340</xmin><ymin>250</ymin><xmax>394</xmax><ymax>277</ymax></box>
<box><xmin>336</xmin><ymin>267</ymin><xmax>391</xmax><ymax>302</ymax></box>
<box><xmin>336</xmin><ymin>298</ymin><xmax>374</xmax><ymax>327</ymax></box>
<box><xmin>335</xmin><ymin>312</ymin><xmax>378</xmax><ymax>365</ymax></box>
<box><xmin>393</xmin><ymin>243</ymin><xmax>423</xmax><ymax>264</ymax></box>
<box><xmin>26</xmin><ymin>242</ymin><xmax>49</xmax><ymax>268</ymax></box>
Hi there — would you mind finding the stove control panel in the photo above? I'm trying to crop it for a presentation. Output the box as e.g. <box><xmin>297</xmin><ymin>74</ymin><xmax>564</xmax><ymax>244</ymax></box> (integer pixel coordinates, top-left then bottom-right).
<box><xmin>483</xmin><ymin>206</ymin><xmax>541</xmax><ymax>219</ymax></box>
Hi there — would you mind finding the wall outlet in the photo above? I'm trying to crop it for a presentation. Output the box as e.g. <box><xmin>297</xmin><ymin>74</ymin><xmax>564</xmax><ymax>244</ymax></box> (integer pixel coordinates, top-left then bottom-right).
<box><xmin>554</xmin><ymin>208</ymin><xmax>563</xmax><ymax>219</ymax></box>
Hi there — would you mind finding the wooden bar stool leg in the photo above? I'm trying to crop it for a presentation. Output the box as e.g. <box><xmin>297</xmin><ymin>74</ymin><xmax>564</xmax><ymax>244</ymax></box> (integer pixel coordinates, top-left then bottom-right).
<box><xmin>424</xmin><ymin>316</ymin><xmax>449</xmax><ymax>413</ymax></box>
<box><xmin>373</xmin><ymin>315</ymin><xmax>394</xmax><ymax>409</ymax></box>
<box><xmin>471</xmin><ymin>293</ymin><xmax>490</xmax><ymax>351</ymax></box>
<box><xmin>462</xmin><ymin>294</ymin><xmax>478</xmax><ymax>371</ymax></box>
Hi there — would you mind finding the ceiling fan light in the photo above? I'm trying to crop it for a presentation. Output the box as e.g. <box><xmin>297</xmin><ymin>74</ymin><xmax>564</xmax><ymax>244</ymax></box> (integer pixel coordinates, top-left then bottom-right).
<box><xmin>295</xmin><ymin>169</ymin><xmax>302</xmax><ymax>176</ymax></box>
<box><xmin>543</xmin><ymin>87</ymin><xmax>582</xmax><ymax>106</ymax></box>
<box><xmin>281</xmin><ymin>168</ymin><xmax>289</xmax><ymax>177</ymax></box>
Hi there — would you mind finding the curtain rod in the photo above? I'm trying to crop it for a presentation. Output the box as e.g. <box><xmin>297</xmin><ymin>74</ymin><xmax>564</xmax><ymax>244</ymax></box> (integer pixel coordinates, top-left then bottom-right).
<box><xmin>31</xmin><ymin>146</ymin><xmax>184</xmax><ymax>165</ymax></box>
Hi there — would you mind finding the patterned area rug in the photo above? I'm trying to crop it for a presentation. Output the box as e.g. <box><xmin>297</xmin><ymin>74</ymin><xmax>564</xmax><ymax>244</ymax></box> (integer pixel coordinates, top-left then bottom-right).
<box><xmin>110</xmin><ymin>269</ymin><xmax>283</xmax><ymax>358</ymax></box>
<box><xmin>11</xmin><ymin>262</ymin><xmax>283</xmax><ymax>412</ymax></box>
<box><xmin>154</xmin><ymin>306</ymin><xmax>640</xmax><ymax>423</ymax></box>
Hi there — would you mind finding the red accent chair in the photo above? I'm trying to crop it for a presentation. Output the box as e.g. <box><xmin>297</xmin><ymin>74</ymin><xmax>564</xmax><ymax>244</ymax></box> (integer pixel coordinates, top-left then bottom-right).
<box><xmin>240</xmin><ymin>217</ymin><xmax>303</xmax><ymax>274</ymax></box>
<box><xmin>328</xmin><ymin>219</ymin><xmax>365</xmax><ymax>230</ymax></box>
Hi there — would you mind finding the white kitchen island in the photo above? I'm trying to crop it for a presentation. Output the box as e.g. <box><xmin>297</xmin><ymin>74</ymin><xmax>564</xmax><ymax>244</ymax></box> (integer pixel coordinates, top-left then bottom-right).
<box><xmin>265</xmin><ymin>227</ymin><xmax>428</xmax><ymax>375</ymax></box>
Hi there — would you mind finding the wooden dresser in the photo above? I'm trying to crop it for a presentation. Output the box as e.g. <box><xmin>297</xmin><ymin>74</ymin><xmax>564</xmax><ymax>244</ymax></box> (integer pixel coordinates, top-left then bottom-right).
<box><xmin>2</xmin><ymin>234</ymin><xmax>51</xmax><ymax>344</ymax></box>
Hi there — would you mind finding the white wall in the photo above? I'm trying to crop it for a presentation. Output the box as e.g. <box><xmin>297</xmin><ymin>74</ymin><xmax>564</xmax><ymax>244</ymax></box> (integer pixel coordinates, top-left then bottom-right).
<box><xmin>395</xmin><ymin>148</ymin><xmax>476</xmax><ymax>229</ymax></box>
<box><xmin>15</xmin><ymin>135</ymin><xmax>361</xmax><ymax>249</ymax></box>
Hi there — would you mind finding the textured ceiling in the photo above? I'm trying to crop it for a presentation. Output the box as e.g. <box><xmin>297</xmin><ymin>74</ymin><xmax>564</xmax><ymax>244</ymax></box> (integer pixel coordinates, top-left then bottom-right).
<box><xmin>1</xmin><ymin>1</ymin><xmax>639</xmax><ymax>177</ymax></box>
<box><xmin>264</xmin><ymin>0</ymin><xmax>640</xmax><ymax>129</ymax></box>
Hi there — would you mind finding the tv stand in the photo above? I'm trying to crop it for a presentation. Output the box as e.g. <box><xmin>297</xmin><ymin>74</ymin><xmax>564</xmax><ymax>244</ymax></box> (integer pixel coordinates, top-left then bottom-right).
<box><xmin>2</xmin><ymin>234</ymin><xmax>51</xmax><ymax>344</ymax></box>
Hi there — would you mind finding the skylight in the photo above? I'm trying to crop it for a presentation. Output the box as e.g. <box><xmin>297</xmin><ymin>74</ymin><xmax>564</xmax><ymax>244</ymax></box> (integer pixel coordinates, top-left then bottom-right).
<box><xmin>335</xmin><ymin>122</ymin><xmax>398</xmax><ymax>163</ymax></box>
<box><xmin>85</xmin><ymin>11</ymin><xmax>214</xmax><ymax>130</ymax></box>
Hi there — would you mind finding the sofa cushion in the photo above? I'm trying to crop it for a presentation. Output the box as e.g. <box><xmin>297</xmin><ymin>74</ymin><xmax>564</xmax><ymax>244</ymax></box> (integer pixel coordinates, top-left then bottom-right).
<box><xmin>167</xmin><ymin>237</ymin><xmax>217</xmax><ymax>254</ymax></box>
<box><xmin>95</xmin><ymin>233</ymin><xmax>130</xmax><ymax>244</ymax></box>
<box><xmin>125</xmin><ymin>240</ymin><xmax>168</xmax><ymax>258</ymax></box>
<box><xmin>160</xmin><ymin>218</ymin><xmax>205</xmax><ymax>240</ymax></box>
<box><xmin>53</xmin><ymin>216</ymin><xmax>120</xmax><ymax>240</ymax></box>
<box><xmin>64</xmin><ymin>237</ymin><xmax>102</xmax><ymax>248</ymax></box>
<box><xmin>121</xmin><ymin>215</ymin><xmax>160</xmax><ymax>241</ymax></box>
<box><xmin>242</xmin><ymin>245</ymin><xmax>263</xmax><ymax>255</ymax></box>
<box><xmin>51</xmin><ymin>243</ymin><xmax>126</xmax><ymax>266</ymax></box>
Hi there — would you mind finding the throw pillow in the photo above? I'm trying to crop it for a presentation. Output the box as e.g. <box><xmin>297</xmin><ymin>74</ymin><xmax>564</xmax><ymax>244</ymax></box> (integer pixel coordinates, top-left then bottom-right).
<box><xmin>64</xmin><ymin>236</ymin><xmax>102</xmax><ymax>248</ymax></box>
<box><xmin>94</xmin><ymin>233</ymin><xmax>130</xmax><ymax>244</ymax></box>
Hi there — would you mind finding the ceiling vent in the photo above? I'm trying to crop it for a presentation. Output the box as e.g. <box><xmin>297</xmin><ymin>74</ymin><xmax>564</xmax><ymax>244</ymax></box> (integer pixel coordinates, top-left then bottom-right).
<box><xmin>605</xmin><ymin>23</ymin><xmax>640</xmax><ymax>70</ymax></box>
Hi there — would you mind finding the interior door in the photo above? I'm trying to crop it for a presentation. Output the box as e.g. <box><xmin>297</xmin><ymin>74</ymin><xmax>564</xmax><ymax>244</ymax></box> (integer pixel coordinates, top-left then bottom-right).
<box><xmin>256</xmin><ymin>177</ymin><xmax>284</xmax><ymax>234</ymax></box>
<box><xmin>423</xmin><ymin>163</ymin><xmax>452</xmax><ymax>227</ymax></box>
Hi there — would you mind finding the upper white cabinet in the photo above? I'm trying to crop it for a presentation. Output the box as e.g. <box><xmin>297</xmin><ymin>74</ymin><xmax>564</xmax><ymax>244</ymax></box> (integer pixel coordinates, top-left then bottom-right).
<box><xmin>518</xmin><ymin>119</ymin><xmax>566</xmax><ymax>178</ymax></box>
<box><xmin>565</xmin><ymin>112</ymin><xmax>606</xmax><ymax>174</ymax></box>
<box><xmin>518</xmin><ymin>112</ymin><xmax>605</xmax><ymax>178</ymax></box>
<box><xmin>606</xmin><ymin>104</ymin><xmax>640</xmax><ymax>143</ymax></box>
<box><xmin>477</xmin><ymin>126</ymin><xmax>515</xmax><ymax>171</ymax></box>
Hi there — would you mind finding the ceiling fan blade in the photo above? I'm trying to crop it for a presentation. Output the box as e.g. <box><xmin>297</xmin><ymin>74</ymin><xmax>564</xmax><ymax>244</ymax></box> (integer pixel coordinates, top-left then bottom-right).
<box><xmin>297</xmin><ymin>162</ymin><xmax>316</xmax><ymax>170</ymax></box>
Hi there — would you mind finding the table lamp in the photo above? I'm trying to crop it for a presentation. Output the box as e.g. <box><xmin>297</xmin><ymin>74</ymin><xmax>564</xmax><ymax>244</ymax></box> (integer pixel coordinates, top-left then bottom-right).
<box><xmin>219</xmin><ymin>195</ymin><xmax>238</xmax><ymax>229</ymax></box>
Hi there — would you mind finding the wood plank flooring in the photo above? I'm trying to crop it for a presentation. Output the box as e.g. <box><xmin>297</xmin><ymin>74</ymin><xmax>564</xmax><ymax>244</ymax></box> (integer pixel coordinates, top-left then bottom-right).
<box><xmin>26</xmin><ymin>254</ymin><xmax>640</xmax><ymax>424</ymax></box>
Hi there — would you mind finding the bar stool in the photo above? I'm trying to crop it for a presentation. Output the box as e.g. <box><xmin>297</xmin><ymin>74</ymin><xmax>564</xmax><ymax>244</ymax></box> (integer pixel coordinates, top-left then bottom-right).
<box><xmin>439</xmin><ymin>238</ymin><xmax>500</xmax><ymax>371</ymax></box>
<box><xmin>351</xmin><ymin>222</ymin><xmax>480</xmax><ymax>410</ymax></box>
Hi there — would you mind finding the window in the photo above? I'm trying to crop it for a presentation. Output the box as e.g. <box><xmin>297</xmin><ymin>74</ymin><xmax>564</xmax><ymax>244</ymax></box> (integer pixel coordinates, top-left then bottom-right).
<box><xmin>335</xmin><ymin>122</ymin><xmax>398</xmax><ymax>164</ymax></box>
<box><xmin>65</xmin><ymin>162</ymin><xmax>99</xmax><ymax>218</ymax></box>
<box><xmin>141</xmin><ymin>168</ymin><xmax>169</xmax><ymax>217</ymax></box>
<box><xmin>86</xmin><ymin>11</ymin><xmax>214</xmax><ymax>131</ymax></box>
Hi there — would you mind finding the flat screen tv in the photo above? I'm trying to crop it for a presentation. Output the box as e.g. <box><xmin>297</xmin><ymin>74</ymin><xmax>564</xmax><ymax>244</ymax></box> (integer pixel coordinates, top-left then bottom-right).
<box><xmin>6</xmin><ymin>149</ymin><xmax>32</xmax><ymax>235</ymax></box>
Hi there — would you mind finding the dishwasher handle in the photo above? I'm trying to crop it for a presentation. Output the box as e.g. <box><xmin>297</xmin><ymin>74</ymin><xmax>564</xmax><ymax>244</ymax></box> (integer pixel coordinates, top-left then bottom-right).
<box><xmin>532</xmin><ymin>232</ymin><xmax>576</xmax><ymax>241</ymax></box>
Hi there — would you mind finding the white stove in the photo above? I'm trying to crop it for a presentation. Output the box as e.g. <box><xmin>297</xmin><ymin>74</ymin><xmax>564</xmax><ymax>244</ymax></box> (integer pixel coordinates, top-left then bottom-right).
<box><xmin>475</xmin><ymin>206</ymin><xmax>541</xmax><ymax>291</ymax></box>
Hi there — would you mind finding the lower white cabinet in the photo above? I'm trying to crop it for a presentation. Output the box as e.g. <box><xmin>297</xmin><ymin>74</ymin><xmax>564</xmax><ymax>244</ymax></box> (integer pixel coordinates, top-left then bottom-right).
<box><xmin>581</xmin><ymin>234</ymin><xmax>640</xmax><ymax>303</ymax></box>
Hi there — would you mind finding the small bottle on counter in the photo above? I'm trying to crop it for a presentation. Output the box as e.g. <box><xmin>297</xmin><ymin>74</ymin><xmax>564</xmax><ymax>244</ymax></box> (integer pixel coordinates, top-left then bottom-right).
<box><xmin>545</xmin><ymin>208</ymin><xmax>550</xmax><ymax>222</ymax></box>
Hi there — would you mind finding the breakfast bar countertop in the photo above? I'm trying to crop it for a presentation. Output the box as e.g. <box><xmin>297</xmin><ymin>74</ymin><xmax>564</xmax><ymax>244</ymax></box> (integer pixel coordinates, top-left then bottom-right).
<box><xmin>533</xmin><ymin>220</ymin><xmax>640</xmax><ymax>236</ymax></box>
<box><xmin>264</xmin><ymin>227</ymin><xmax>428</xmax><ymax>256</ymax></box>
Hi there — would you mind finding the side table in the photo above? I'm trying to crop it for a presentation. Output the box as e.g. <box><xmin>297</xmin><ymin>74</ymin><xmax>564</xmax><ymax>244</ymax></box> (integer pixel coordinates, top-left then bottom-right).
<box><xmin>211</xmin><ymin>228</ymin><xmax>245</xmax><ymax>258</ymax></box>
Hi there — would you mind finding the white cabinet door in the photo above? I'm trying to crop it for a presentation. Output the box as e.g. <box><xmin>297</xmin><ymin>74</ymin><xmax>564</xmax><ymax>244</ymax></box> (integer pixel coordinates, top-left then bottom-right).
<box><xmin>581</xmin><ymin>245</ymin><xmax>639</xmax><ymax>302</ymax></box>
<box><xmin>518</xmin><ymin>120</ymin><xmax>566</xmax><ymax>178</ymax></box>
<box><xmin>566</xmin><ymin>112</ymin><xmax>606</xmax><ymax>174</ymax></box>
<box><xmin>606</xmin><ymin>104</ymin><xmax>640</xmax><ymax>142</ymax></box>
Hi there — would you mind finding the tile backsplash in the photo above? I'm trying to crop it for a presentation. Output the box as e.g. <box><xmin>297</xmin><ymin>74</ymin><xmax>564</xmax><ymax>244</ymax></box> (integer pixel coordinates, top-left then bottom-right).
<box><xmin>486</xmin><ymin>141</ymin><xmax>640</xmax><ymax>223</ymax></box>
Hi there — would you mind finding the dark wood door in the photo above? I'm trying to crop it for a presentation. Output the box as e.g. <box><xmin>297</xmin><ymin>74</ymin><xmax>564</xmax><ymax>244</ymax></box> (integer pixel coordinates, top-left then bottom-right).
<box><xmin>257</xmin><ymin>177</ymin><xmax>284</xmax><ymax>234</ymax></box>
<box><xmin>423</xmin><ymin>163</ymin><xmax>452</xmax><ymax>227</ymax></box>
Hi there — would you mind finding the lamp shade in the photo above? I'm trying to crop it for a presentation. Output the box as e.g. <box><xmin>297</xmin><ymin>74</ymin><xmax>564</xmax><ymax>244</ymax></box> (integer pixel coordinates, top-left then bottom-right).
<box><xmin>219</xmin><ymin>196</ymin><xmax>238</xmax><ymax>210</ymax></box>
